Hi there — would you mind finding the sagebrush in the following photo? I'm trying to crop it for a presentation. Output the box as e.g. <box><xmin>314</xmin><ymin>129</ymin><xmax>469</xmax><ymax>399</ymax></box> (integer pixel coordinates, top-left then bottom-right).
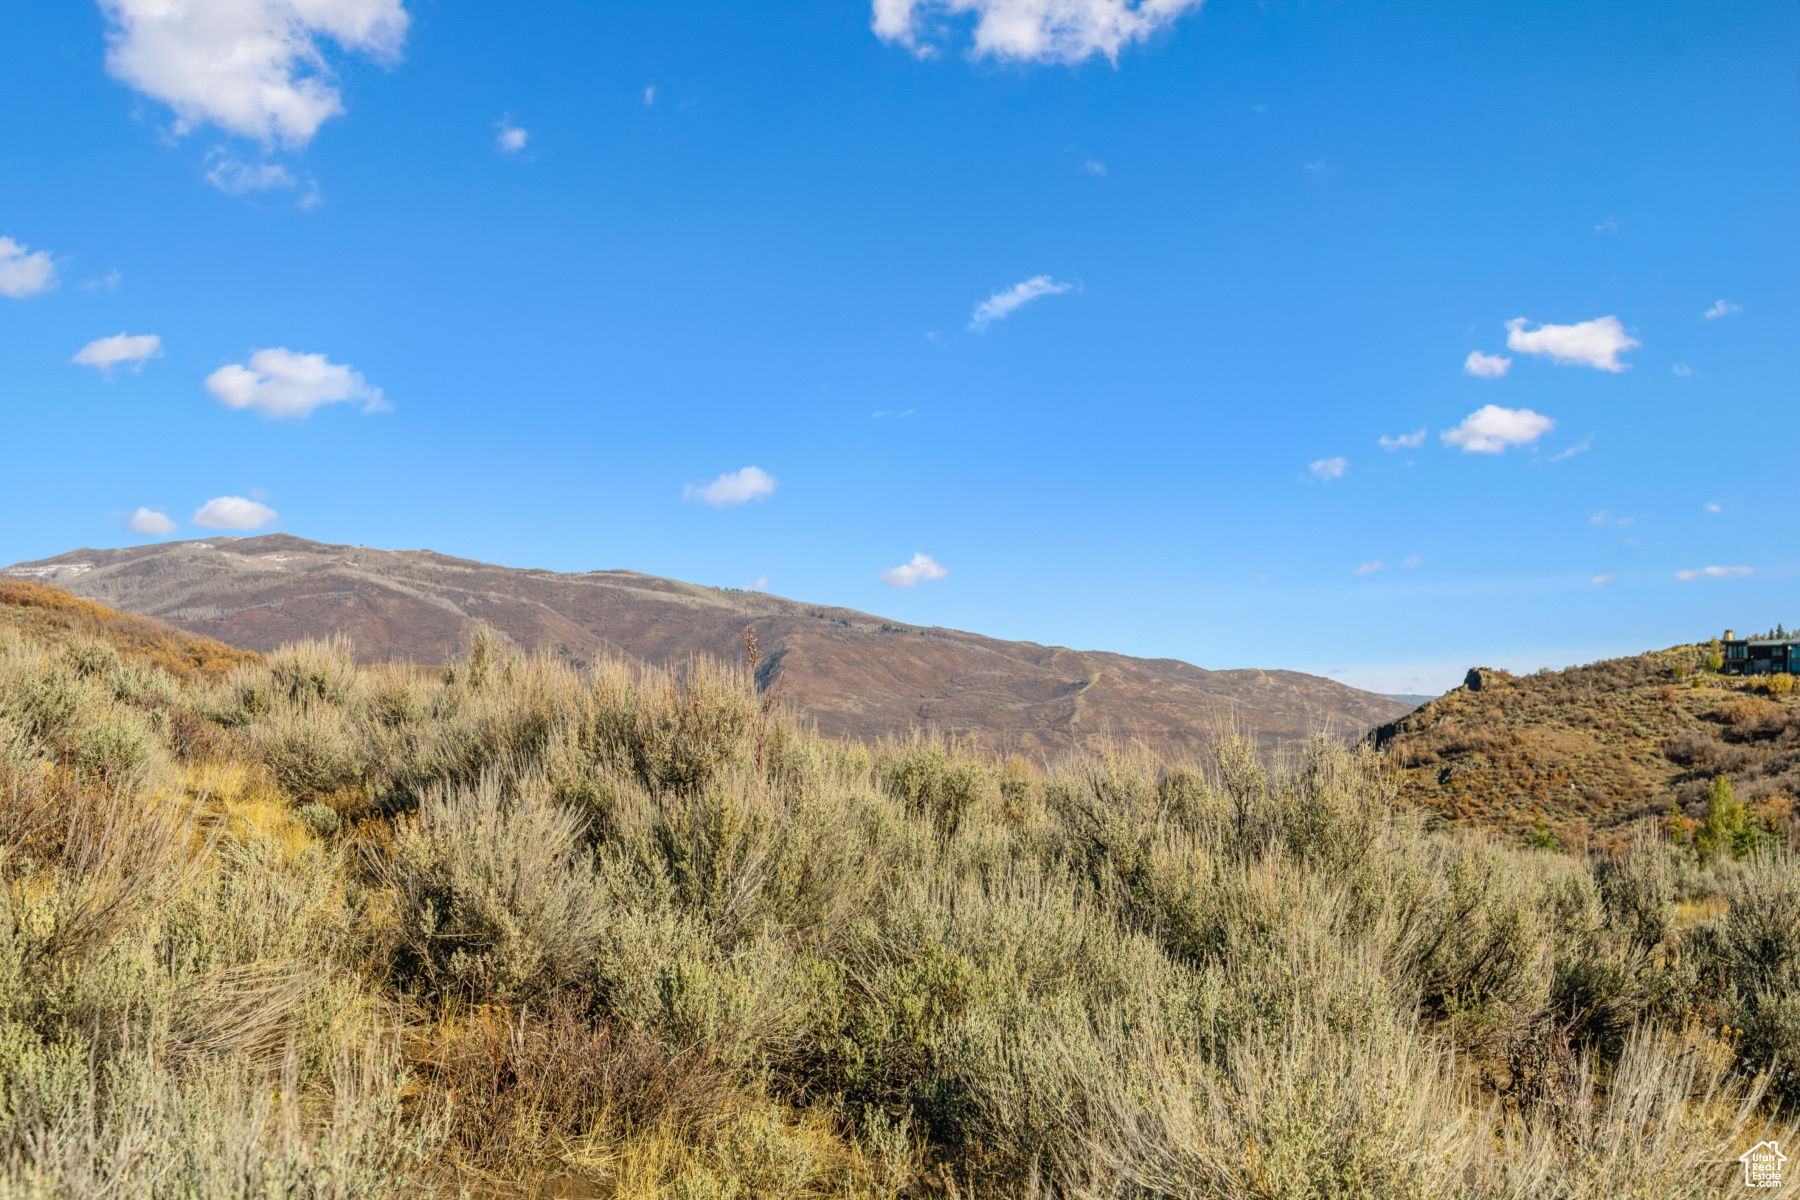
<box><xmin>1</xmin><ymin>614</ymin><xmax>1795</xmax><ymax>1197</ymax></box>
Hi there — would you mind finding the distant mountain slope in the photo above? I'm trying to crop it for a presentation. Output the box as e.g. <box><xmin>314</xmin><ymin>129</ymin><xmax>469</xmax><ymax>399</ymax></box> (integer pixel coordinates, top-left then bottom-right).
<box><xmin>1374</xmin><ymin>654</ymin><xmax>1799</xmax><ymax>847</ymax></box>
<box><xmin>5</xmin><ymin>535</ymin><xmax>1408</xmax><ymax>758</ymax></box>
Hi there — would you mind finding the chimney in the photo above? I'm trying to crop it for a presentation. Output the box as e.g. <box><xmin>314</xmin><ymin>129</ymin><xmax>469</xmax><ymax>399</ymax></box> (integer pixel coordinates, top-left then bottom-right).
<box><xmin>1725</xmin><ymin>630</ymin><xmax>1734</xmax><ymax>641</ymax></box>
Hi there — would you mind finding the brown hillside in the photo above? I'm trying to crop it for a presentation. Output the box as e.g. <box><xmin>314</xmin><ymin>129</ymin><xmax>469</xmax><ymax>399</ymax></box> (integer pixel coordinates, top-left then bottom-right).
<box><xmin>0</xmin><ymin>579</ymin><xmax>259</xmax><ymax>683</ymax></box>
<box><xmin>4</xmin><ymin>535</ymin><xmax>1408</xmax><ymax>759</ymax></box>
<box><xmin>1373</xmin><ymin>650</ymin><xmax>1799</xmax><ymax>848</ymax></box>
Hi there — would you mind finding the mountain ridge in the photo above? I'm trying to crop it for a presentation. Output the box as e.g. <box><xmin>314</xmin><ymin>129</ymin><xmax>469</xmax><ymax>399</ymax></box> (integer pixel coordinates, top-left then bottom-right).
<box><xmin>5</xmin><ymin>534</ymin><xmax>1410</xmax><ymax>758</ymax></box>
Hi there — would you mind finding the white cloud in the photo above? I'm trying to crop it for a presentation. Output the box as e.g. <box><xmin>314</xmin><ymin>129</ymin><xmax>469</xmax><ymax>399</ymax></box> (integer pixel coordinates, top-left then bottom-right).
<box><xmin>643</xmin><ymin>85</ymin><xmax>657</xmax><ymax>106</ymax></box>
<box><xmin>1463</xmin><ymin>350</ymin><xmax>1511</xmax><ymax>378</ymax></box>
<box><xmin>881</xmin><ymin>552</ymin><xmax>949</xmax><ymax>588</ymax></box>
<box><xmin>204</xmin><ymin>153</ymin><xmax>297</xmax><ymax>194</ymax></box>
<box><xmin>1675</xmin><ymin>565</ymin><xmax>1751</xmax><ymax>581</ymax></box>
<box><xmin>1590</xmin><ymin>574</ymin><xmax>1615</xmax><ymax>585</ymax></box>
<box><xmin>746</xmin><ymin>576</ymin><xmax>771</xmax><ymax>592</ymax></box>
<box><xmin>1354</xmin><ymin>560</ymin><xmax>1383</xmax><ymax>575</ymax></box>
<box><xmin>1378</xmin><ymin>428</ymin><xmax>1425</xmax><ymax>450</ymax></box>
<box><xmin>206</xmin><ymin>347</ymin><xmax>387</xmax><ymax>419</ymax></box>
<box><xmin>684</xmin><ymin>466</ymin><xmax>778</xmax><ymax>507</ymax></box>
<box><xmin>1593</xmin><ymin>218</ymin><xmax>1619</xmax><ymax>234</ymax></box>
<box><xmin>1704</xmin><ymin>502</ymin><xmax>1722</xmax><ymax>514</ymax></box>
<box><xmin>0</xmin><ymin>237</ymin><xmax>57</xmax><ymax>298</ymax></box>
<box><xmin>193</xmin><ymin>495</ymin><xmax>277</xmax><ymax>530</ymax></box>
<box><xmin>1441</xmin><ymin>404</ymin><xmax>1555</xmax><ymax>454</ymax></box>
<box><xmin>496</xmin><ymin>120</ymin><xmax>528</xmax><ymax>153</ymax></box>
<box><xmin>1504</xmin><ymin>316</ymin><xmax>1637</xmax><ymax>372</ymax></box>
<box><xmin>872</xmin><ymin>0</ymin><xmax>1203</xmax><ymax>63</ymax></box>
<box><xmin>1547</xmin><ymin>435</ymin><xmax>1592</xmax><ymax>463</ymax></box>
<box><xmin>72</xmin><ymin>332</ymin><xmax>162</xmax><ymax>373</ymax></box>
<box><xmin>969</xmin><ymin>275</ymin><xmax>1072</xmax><ymax>331</ymax></box>
<box><xmin>101</xmin><ymin>0</ymin><xmax>409</xmax><ymax>148</ymax></box>
<box><xmin>1671</xmin><ymin>363</ymin><xmax>1695</xmax><ymax>378</ymax></box>
<box><xmin>127</xmin><ymin>507</ymin><xmax>178</xmax><ymax>536</ymax></box>
<box><xmin>1309</xmin><ymin>457</ymin><xmax>1347</xmax><ymax>481</ymax></box>
<box><xmin>1401</xmin><ymin>555</ymin><xmax>1422</xmax><ymax>569</ymax></box>
<box><xmin>1703</xmin><ymin>299</ymin><xmax>1738</xmax><ymax>320</ymax></box>
<box><xmin>1083</xmin><ymin>158</ymin><xmax>1107</xmax><ymax>176</ymax></box>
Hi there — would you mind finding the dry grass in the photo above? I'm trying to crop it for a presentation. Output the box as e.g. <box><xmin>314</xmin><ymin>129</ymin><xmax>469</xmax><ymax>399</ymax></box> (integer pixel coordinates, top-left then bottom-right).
<box><xmin>2</xmin><ymin>602</ymin><xmax>1798</xmax><ymax>1197</ymax></box>
<box><xmin>0</xmin><ymin>578</ymin><xmax>260</xmax><ymax>683</ymax></box>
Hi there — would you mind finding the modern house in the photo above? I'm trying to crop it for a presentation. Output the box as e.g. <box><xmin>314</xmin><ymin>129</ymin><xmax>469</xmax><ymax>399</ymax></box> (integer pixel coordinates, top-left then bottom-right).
<box><xmin>1720</xmin><ymin>629</ymin><xmax>1799</xmax><ymax>676</ymax></box>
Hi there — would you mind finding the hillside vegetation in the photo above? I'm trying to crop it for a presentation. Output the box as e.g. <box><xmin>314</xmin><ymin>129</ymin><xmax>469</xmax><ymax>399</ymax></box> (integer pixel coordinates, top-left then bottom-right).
<box><xmin>7</xmin><ymin>535</ymin><xmax>1410</xmax><ymax>760</ymax></box>
<box><xmin>1377</xmin><ymin>647</ymin><xmax>1798</xmax><ymax>849</ymax></box>
<box><xmin>2</xmin><ymin>591</ymin><xmax>1798</xmax><ymax>1198</ymax></box>
<box><xmin>0</xmin><ymin>578</ymin><xmax>259</xmax><ymax>682</ymax></box>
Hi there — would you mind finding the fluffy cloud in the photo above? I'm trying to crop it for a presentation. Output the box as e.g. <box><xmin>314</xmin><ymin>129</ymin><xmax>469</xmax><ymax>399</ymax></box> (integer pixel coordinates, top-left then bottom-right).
<box><xmin>193</xmin><ymin>495</ymin><xmax>277</xmax><ymax>530</ymax></box>
<box><xmin>101</xmin><ymin>0</ymin><xmax>409</xmax><ymax>147</ymax></box>
<box><xmin>872</xmin><ymin>0</ymin><xmax>1203</xmax><ymax>64</ymax></box>
<box><xmin>1353</xmin><ymin>560</ymin><xmax>1383</xmax><ymax>575</ymax></box>
<box><xmin>1504</xmin><ymin>316</ymin><xmax>1637</xmax><ymax>372</ymax></box>
<box><xmin>127</xmin><ymin>507</ymin><xmax>178</xmax><ymax>536</ymax></box>
<box><xmin>1590</xmin><ymin>574</ymin><xmax>1615</xmax><ymax>585</ymax></box>
<box><xmin>0</xmin><ymin>237</ymin><xmax>57</xmax><ymax>298</ymax></box>
<box><xmin>684</xmin><ymin>466</ymin><xmax>777</xmax><ymax>507</ymax></box>
<box><xmin>1309</xmin><ymin>457</ymin><xmax>1347</xmax><ymax>481</ymax></box>
<box><xmin>206</xmin><ymin>348</ymin><xmax>387</xmax><ymax>418</ymax></box>
<box><xmin>969</xmin><ymin>275</ymin><xmax>1072</xmax><ymax>331</ymax></box>
<box><xmin>72</xmin><ymin>332</ymin><xmax>162</xmax><ymax>372</ymax></box>
<box><xmin>1703</xmin><ymin>299</ymin><xmax>1739</xmax><ymax>320</ymax></box>
<box><xmin>1441</xmin><ymin>405</ymin><xmax>1555</xmax><ymax>454</ymax></box>
<box><xmin>496</xmin><ymin>120</ymin><xmax>528</xmax><ymax>153</ymax></box>
<box><xmin>1378</xmin><ymin>428</ymin><xmax>1425</xmax><ymax>450</ymax></box>
<box><xmin>881</xmin><ymin>552</ymin><xmax>949</xmax><ymax>588</ymax></box>
<box><xmin>1463</xmin><ymin>350</ymin><xmax>1511</xmax><ymax>378</ymax></box>
<box><xmin>1675</xmin><ymin>565</ymin><xmax>1751</xmax><ymax>581</ymax></box>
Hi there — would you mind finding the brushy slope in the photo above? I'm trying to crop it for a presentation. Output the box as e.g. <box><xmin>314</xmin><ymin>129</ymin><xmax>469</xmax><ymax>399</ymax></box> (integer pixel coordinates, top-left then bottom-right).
<box><xmin>9</xmin><ymin>535</ymin><xmax>1411</xmax><ymax>760</ymax></box>
<box><xmin>0</xmin><ymin>578</ymin><xmax>259</xmax><ymax>683</ymax></box>
<box><xmin>2</xmin><ymin>600</ymin><xmax>1798</xmax><ymax>1198</ymax></box>
<box><xmin>1376</xmin><ymin>650</ymin><xmax>1798</xmax><ymax>849</ymax></box>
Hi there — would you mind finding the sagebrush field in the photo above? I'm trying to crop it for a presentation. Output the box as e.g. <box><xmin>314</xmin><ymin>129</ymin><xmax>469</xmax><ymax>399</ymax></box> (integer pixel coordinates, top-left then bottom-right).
<box><xmin>2</xmin><ymin>581</ymin><xmax>1796</xmax><ymax>1198</ymax></box>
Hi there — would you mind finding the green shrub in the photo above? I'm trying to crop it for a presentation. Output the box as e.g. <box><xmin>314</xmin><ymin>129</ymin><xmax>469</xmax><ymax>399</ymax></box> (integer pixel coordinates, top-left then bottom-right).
<box><xmin>386</xmin><ymin>773</ymin><xmax>603</xmax><ymax>1002</ymax></box>
<box><xmin>265</xmin><ymin>636</ymin><xmax>359</xmax><ymax>708</ymax></box>
<box><xmin>253</xmin><ymin>703</ymin><xmax>363</xmax><ymax>801</ymax></box>
<box><xmin>1707</xmin><ymin>850</ymin><xmax>1800</xmax><ymax>1090</ymax></box>
<box><xmin>579</xmin><ymin>658</ymin><xmax>759</xmax><ymax>795</ymax></box>
<box><xmin>1686</xmin><ymin>775</ymin><xmax>1778</xmax><ymax>865</ymax></box>
<box><xmin>1596</xmin><ymin>837</ymin><xmax>1677</xmax><ymax>953</ymax></box>
<box><xmin>878</xmin><ymin>739</ymin><xmax>997</xmax><ymax>838</ymax></box>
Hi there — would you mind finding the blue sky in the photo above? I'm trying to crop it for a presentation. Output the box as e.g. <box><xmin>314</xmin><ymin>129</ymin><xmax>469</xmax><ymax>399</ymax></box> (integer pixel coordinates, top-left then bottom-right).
<box><xmin>1</xmin><ymin>0</ymin><xmax>1795</xmax><ymax>694</ymax></box>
